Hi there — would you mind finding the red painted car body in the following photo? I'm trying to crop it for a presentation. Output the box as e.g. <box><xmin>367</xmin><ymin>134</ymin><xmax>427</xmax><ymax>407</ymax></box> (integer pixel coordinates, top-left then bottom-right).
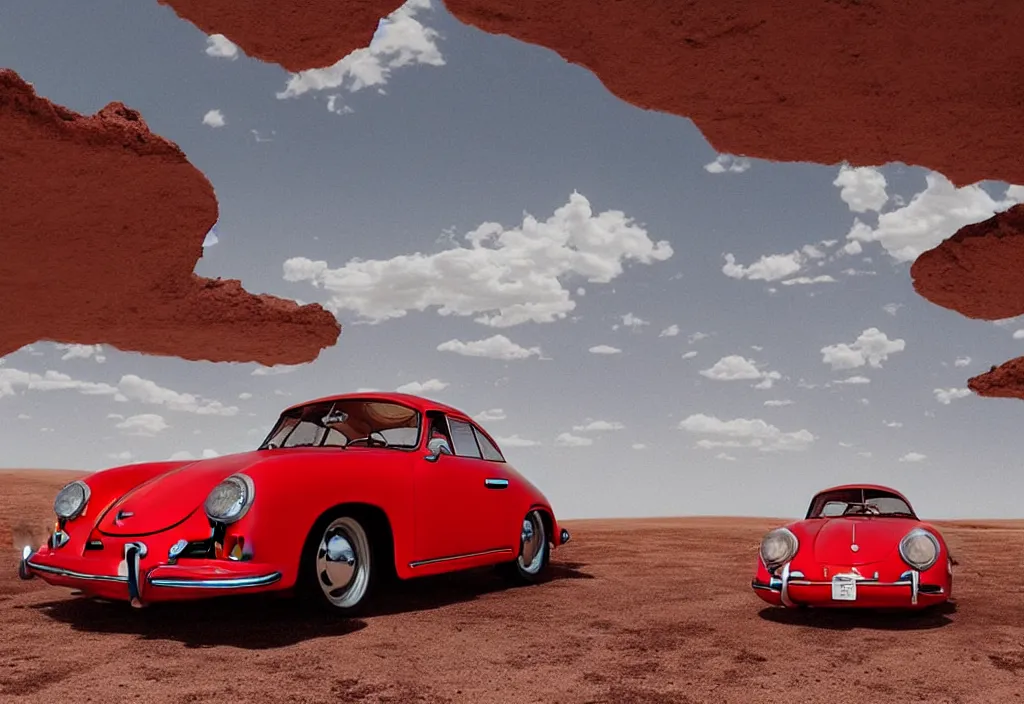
<box><xmin>20</xmin><ymin>392</ymin><xmax>569</xmax><ymax>609</ymax></box>
<box><xmin>751</xmin><ymin>484</ymin><xmax>953</xmax><ymax>609</ymax></box>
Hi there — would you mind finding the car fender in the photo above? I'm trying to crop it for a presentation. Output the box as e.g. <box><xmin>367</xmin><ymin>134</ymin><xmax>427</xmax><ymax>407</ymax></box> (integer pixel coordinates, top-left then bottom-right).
<box><xmin>235</xmin><ymin>452</ymin><xmax>416</xmax><ymax>585</ymax></box>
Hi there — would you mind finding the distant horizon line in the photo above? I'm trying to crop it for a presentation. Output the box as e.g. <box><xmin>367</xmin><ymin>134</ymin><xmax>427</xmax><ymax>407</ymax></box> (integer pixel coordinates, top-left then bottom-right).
<box><xmin>2</xmin><ymin>468</ymin><xmax>1022</xmax><ymax>524</ymax></box>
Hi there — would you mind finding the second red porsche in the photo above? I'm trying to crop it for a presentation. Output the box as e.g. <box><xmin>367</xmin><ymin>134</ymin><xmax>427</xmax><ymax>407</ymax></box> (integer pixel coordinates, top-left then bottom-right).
<box><xmin>752</xmin><ymin>484</ymin><xmax>953</xmax><ymax>609</ymax></box>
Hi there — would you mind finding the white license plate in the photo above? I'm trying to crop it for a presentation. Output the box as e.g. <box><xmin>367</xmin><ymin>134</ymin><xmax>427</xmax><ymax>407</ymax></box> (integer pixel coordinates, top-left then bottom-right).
<box><xmin>831</xmin><ymin>577</ymin><xmax>857</xmax><ymax>601</ymax></box>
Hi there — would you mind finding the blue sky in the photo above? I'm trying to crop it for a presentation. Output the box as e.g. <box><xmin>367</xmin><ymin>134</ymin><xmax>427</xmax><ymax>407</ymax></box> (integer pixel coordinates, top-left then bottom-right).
<box><xmin>3</xmin><ymin>0</ymin><xmax>1024</xmax><ymax>519</ymax></box>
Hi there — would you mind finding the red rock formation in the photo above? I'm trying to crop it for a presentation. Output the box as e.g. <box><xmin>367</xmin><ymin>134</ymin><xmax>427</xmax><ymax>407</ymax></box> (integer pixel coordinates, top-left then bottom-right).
<box><xmin>912</xmin><ymin>205</ymin><xmax>1024</xmax><ymax>401</ymax></box>
<box><xmin>160</xmin><ymin>0</ymin><xmax>1024</xmax><ymax>187</ymax></box>
<box><xmin>911</xmin><ymin>204</ymin><xmax>1024</xmax><ymax>321</ymax></box>
<box><xmin>157</xmin><ymin>0</ymin><xmax>402</xmax><ymax>73</ymax></box>
<box><xmin>0</xmin><ymin>69</ymin><xmax>340</xmax><ymax>365</ymax></box>
<box><xmin>968</xmin><ymin>358</ymin><xmax>1024</xmax><ymax>401</ymax></box>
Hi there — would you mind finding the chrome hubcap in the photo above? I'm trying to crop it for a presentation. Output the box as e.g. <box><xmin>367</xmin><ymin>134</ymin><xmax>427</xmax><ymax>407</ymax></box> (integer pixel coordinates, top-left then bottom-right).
<box><xmin>315</xmin><ymin>517</ymin><xmax>370</xmax><ymax>608</ymax></box>
<box><xmin>517</xmin><ymin>511</ymin><xmax>545</xmax><ymax>574</ymax></box>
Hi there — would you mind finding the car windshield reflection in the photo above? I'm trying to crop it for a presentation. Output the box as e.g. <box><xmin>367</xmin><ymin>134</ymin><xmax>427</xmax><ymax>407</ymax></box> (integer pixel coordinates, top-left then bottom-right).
<box><xmin>260</xmin><ymin>399</ymin><xmax>421</xmax><ymax>451</ymax></box>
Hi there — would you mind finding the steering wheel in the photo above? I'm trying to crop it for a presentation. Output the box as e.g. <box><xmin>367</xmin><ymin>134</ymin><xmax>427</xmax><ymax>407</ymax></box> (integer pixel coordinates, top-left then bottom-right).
<box><xmin>845</xmin><ymin>503</ymin><xmax>880</xmax><ymax>516</ymax></box>
<box><xmin>347</xmin><ymin>431</ymin><xmax>389</xmax><ymax>448</ymax></box>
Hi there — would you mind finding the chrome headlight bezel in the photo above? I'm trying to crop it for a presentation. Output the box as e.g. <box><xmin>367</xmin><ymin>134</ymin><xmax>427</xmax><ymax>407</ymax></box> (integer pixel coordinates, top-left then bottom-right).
<box><xmin>898</xmin><ymin>527</ymin><xmax>940</xmax><ymax>571</ymax></box>
<box><xmin>203</xmin><ymin>474</ymin><xmax>255</xmax><ymax>524</ymax></box>
<box><xmin>53</xmin><ymin>480</ymin><xmax>91</xmax><ymax>521</ymax></box>
<box><xmin>760</xmin><ymin>527</ymin><xmax>799</xmax><ymax>570</ymax></box>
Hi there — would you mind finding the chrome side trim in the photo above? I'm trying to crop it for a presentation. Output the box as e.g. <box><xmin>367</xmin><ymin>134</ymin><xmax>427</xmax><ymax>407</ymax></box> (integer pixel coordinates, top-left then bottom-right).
<box><xmin>409</xmin><ymin>547</ymin><xmax>513</xmax><ymax>568</ymax></box>
<box><xmin>484</xmin><ymin>478</ymin><xmax>509</xmax><ymax>489</ymax></box>
<box><xmin>148</xmin><ymin>572</ymin><xmax>282</xmax><ymax>589</ymax></box>
<box><xmin>26</xmin><ymin>560</ymin><xmax>128</xmax><ymax>583</ymax></box>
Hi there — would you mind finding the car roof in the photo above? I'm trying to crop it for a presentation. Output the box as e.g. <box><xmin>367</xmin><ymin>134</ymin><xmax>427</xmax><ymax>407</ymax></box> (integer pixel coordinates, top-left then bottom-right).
<box><xmin>812</xmin><ymin>483</ymin><xmax>912</xmax><ymax>505</ymax></box>
<box><xmin>281</xmin><ymin>391</ymin><xmax>470</xmax><ymax>419</ymax></box>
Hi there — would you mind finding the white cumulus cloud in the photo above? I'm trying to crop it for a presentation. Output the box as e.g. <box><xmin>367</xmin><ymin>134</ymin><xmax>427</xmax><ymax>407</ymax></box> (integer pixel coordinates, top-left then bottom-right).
<box><xmin>202</xmin><ymin>109</ymin><xmax>226</xmax><ymax>128</ymax></box>
<box><xmin>934</xmin><ymin>387</ymin><xmax>972</xmax><ymax>405</ymax></box>
<box><xmin>437</xmin><ymin>334</ymin><xmax>542</xmax><ymax>360</ymax></box>
<box><xmin>496</xmin><ymin>434</ymin><xmax>540</xmax><ymax>448</ymax></box>
<box><xmin>475</xmin><ymin>408</ymin><xmax>506</xmax><ymax>422</ymax></box>
<box><xmin>700</xmin><ymin>355</ymin><xmax>782</xmax><ymax>389</ymax></box>
<box><xmin>722</xmin><ymin>251</ymin><xmax>804</xmax><ymax>282</ymax></box>
<box><xmin>843</xmin><ymin>174</ymin><xmax>1022</xmax><ymax>262</ymax></box>
<box><xmin>704</xmin><ymin>154</ymin><xmax>751</xmax><ymax>174</ymax></box>
<box><xmin>899</xmin><ymin>452</ymin><xmax>927</xmax><ymax>463</ymax></box>
<box><xmin>396</xmin><ymin>378</ymin><xmax>448</xmax><ymax>394</ymax></box>
<box><xmin>571</xmin><ymin>420</ymin><xmax>625</xmax><ymax>432</ymax></box>
<box><xmin>833</xmin><ymin>165</ymin><xmax>889</xmax><ymax>213</ymax></box>
<box><xmin>555</xmin><ymin>432</ymin><xmax>593</xmax><ymax>447</ymax></box>
<box><xmin>821</xmin><ymin>328</ymin><xmax>905</xmax><ymax>370</ymax></box>
<box><xmin>205</xmin><ymin>34</ymin><xmax>239</xmax><ymax>59</ymax></box>
<box><xmin>115</xmin><ymin>413</ymin><xmax>169</xmax><ymax>437</ymax></box>
<box><xmin>251</xmin><ymin>364</ymin><xmax>306</xmax><ymax>376</ymax></box>
<box><xmin>56</xmin><ymin>344</ymin><xmax>105</xmax><ymax>363</ymax></box>
<box><xmin>277</xmin><ymin>0</ymin><xmax>444</xmax><ymax>105</ymax></box>
<box><xmin>678</xmin><ymin>413</ymin><xmax>815</xmax><ymax>452</ymax></box>
<box><xmin>659</xmin><ymin>324</ymin><xmax>680</xmax><ymax>337</ymax></box>
<box><xmin>283</xmin><ymin>192</ymin><xmax>672</xmax><ymax>327</ymax></box>
<box><xmin>589</xmin><ymin>345</ymin><xmax>622</xmax><ymax>355</ymax></box>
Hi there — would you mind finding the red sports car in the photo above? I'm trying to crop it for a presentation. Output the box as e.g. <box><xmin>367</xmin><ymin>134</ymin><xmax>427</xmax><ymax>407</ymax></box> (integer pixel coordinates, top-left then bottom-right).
<box><xmin>751</xmin><ymin>484</ymin><xmax>953</xmax><ymax>609</ymax></box>
<box><xmin>19</xmin><ymin>392</ymin><xmax>570</xmax><ymax>615</ymax></box>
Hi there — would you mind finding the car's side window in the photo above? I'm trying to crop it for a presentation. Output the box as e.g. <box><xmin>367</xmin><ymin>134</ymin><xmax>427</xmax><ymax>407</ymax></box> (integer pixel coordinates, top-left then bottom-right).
<box><xmin>447</xmin><ymin>418</ymin><xmax>483</xmax><ymax>459</ymax></box>
<box><xmin>472</xmin><ymin>426</ymin><xmax>505</xmax><ymax>462</ymax></box>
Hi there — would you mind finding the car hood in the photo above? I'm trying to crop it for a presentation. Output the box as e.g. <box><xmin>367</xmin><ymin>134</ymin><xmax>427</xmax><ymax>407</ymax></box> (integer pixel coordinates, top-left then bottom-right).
<box><xmin>97</xmin><ymin>451</ymin><xmax>266</xmax><ymax>536</ymax></box>
<box><xmin>810</xmin><ymin>517</ymin><xmax>915</xmax><ymax>565</ymax></box>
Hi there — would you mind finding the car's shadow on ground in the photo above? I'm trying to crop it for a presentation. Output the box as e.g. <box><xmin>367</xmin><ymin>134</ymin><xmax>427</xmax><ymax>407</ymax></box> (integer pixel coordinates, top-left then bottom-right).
<box><xmin>26</xmin><ymin>560</ymin><xmax>593</xmax><ymax>649</ymax></box>
<box><xmin>757</xmin><ymin>600</ymin><xmax>957</xmax><ymax>631</ymax></box>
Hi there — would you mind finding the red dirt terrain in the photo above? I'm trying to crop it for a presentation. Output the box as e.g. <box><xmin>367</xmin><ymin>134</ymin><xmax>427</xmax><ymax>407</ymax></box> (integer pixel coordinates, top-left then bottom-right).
<box><xmin>0</xmin><ymin>69</ymin><xmax>341</xmax><ymax>366</ymax></box>
<box><xmin>4</xmin><ymin>470</ymin><xmax>1024</xmax><ymax>703</ymax></box>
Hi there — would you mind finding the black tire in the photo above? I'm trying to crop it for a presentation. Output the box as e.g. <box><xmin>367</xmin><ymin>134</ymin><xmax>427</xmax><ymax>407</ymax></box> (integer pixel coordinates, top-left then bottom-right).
<box><xmin>297</xmin><ymin>511</ymin><xmax>381</xmax><ymax>617</ymax></box>
<box><xmin>497</xmin><ymin>509</ymin><xmax>551</xmax><ymax>584</ymax></box>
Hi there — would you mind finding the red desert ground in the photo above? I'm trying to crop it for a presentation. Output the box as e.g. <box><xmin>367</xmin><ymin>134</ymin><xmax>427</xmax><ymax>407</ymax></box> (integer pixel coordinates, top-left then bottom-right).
<box><xmin>3</xmin><ymin>469</ymin><xmax>1024</xmax><ymax>703</ymax></box>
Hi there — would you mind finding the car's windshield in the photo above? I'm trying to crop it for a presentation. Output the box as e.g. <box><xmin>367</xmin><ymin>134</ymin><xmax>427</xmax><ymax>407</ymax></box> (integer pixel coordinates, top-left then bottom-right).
<box><xmin>260</xmin><ymin>399</ymin><xmax>421</xmax><ymax>451</ymax></box>
<box><xmin>807</xmin><ymin>488</ymin><xmax>915</xmax><ymax>518</ymax></box>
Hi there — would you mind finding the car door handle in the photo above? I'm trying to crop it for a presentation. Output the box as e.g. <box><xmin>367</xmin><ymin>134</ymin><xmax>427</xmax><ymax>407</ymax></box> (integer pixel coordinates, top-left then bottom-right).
<box><xmin>484</xmin><ymin>478</ymin><xmax>509</xmax><ymax>489</ymax></box>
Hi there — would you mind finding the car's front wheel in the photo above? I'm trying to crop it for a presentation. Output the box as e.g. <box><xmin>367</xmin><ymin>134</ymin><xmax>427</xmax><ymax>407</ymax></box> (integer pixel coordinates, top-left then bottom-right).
<box><xmin>299</xmin><ymin>513</ymin><xmax>378</xmax><ymax>616</ymax></box>
<box><xmin>497</xmin><ymin>509</ymin><xmax>551</xmax><ymax>584</ymax></box>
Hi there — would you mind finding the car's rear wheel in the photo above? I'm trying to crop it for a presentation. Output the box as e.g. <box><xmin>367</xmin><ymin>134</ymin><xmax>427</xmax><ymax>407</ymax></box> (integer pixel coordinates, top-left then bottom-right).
<box><xmin>299</xmin><ymin>513</ymin><xmax>378</xmax><ymax>616</ymax></box>
<box><xmin>497</xmin><ymin>509</ymin><xmax>550</xmax><ymax>584</ymax></box>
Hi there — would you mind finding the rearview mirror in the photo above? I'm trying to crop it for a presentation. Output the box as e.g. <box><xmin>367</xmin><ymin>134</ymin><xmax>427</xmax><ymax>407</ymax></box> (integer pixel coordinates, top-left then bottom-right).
<box><xmin>424</xmin><ymin>438</ymin><xmax>452</xmax><ymax>463</ymax></box>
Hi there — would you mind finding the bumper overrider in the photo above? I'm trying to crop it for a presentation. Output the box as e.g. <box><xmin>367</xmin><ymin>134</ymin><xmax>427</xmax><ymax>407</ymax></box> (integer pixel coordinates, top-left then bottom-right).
<box><xmin>19</xmin><ymin>540</ymin><xmax>282</xmax><ymax>607</ymax></box>
<box><xmin>752</xmin><ymin>562</ymin><xmax>946</xmax><ymax>608</ymax></box>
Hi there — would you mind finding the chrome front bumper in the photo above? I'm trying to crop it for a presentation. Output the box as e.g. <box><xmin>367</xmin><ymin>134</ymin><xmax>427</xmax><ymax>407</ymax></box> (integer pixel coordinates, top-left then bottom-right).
<box><xmin>20</xmin><ymin>545</ymin><xmax>281</xmax><ymax>605</ymax></box>
<box><xmin>753</xmin><ymin>562</ymin><xmax>943</xmax><ymax>606</ymax></box>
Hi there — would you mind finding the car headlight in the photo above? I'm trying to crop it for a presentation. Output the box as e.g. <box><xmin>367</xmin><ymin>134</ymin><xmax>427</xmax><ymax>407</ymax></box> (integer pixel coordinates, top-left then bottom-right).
<box><xmin>760</xmin><ymin>527</ymin><xmax>798</xmax><ymax>569</ymax></box>
<box><xmin>53</xmin><ymin>480</ymin><xmax>91</xmax><ymax>521</ymax></box>
<box><xmin>204</xmin><ymin>474</ymin><xmax>255</xmax><ymax>524</ymax></box>
<box><xmin>898</xmin><ymin>528</ymin><xmax>939</xmax><ymax>571</ymax></box>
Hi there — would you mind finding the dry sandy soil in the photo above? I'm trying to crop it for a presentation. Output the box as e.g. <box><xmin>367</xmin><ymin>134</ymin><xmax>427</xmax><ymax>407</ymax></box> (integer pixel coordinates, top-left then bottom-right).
<box><xmin>2</xmin><ymin>470</ymin><xmax>1023</xmax><ymax>703</ymax></box>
